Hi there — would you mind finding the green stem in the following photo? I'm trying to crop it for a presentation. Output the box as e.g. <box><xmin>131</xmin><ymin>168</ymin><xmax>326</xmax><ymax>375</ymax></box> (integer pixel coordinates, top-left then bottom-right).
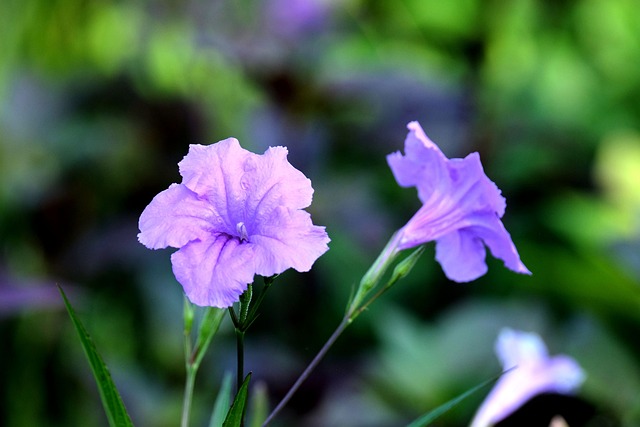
<box><xmin>236</xmin><ymin>328</ymin><xmax>246</xmax><ymax>392</ymax></box>
<box><xmin>182</xmin><ymin>298</ymin><xmax>195</xmax><ymax>427</ymax></box>
<box><xmin>181</xmin><ymin>366</ymin><xmax>197</xmax><ymax>427</ymax></box>
<box><xmin>347</xmin><ymin>232</ymin><xmax>402</xmax><ymax>314</ymax></box>
<box><xmin>262</xmin><ymin>316</ymin><xmax>350</xmax><ymax>426</ymax></box>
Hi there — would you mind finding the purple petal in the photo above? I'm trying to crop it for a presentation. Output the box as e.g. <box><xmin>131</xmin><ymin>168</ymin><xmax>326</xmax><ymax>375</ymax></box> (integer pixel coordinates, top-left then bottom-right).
<box><xmin>434</xmin><ymin>229</ymin><xmax>488</xmax><ymax>282</ymax></box>
<box><xmin>178</xmin><ymin>140</ymin><xmax>314</xmax><ymax>232</ymax></box>
<box><xmin>496</xmin><ymin>328</ymin><xmax>548</xmax><ymax>369</ymax></box>
<box><xmin>389</xmin><ymin>121</ymin><xmax>528</xmax><ymax>280</ymax></box>
<box><xmin>138</xmin><ymin>184</ymin><xmax>215</xmax><ymax>249</ymax></box>
<box><xmin>243</xmin><ymin>145</ymin><xmax>314</xmax><ymax>217</ymax></box>
<box><xmin>178</xmin><ymin>139</ymin><xmax>254</xmax><ymax>230</ymax></box>
<box><xmin>467</xmin><ymin>214</ymin><xmax>532</xmax><ymax>276</ymax></box>
<box><xmin>387</xmin><ymin>122</ymin><xmax>449</xmax><ymax>203</ymax></box>
<box><xmin>471</xmin><ymin>329</ymin><xmax>585</xmax><ymax>427</ymax></box>
<box><xmin>431</xmin><ymin>213</ymin><xmax>530</xmax><ymax>282</ymax></box>
<box><xmin>140</xmin><ymin>137</ymin><xmax>329</xmax><ymax>307</ymax></box>
<box><xmin>171</xmin><ymin>234</ymin><xmax>256</xmax><ymax>307</ymax></box>
<box><xmin>251</xmin><ymin>207</ymin><xmax>330</xmax><ymax>276</ymax></box>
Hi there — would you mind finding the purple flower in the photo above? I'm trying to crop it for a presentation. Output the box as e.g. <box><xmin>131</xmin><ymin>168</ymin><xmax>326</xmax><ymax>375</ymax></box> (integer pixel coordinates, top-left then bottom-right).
<box><xmin>138</xmin><ymin>138</ymin><xmax>330</xmax><ymax>308</ymax></box>
<box><xmin>387</xmin><ymin>121</ymin><xmax>531</xmax><ymax>282</ymax></box>
<box><xmin>265</xmin><ymin>0</ymin><xmax>330</xmax><ymax>38</ymax></box>
<box><xmin>470</xmin><ymin>328</ymin><xmax>586</xmax><ymax>427</ymax></box>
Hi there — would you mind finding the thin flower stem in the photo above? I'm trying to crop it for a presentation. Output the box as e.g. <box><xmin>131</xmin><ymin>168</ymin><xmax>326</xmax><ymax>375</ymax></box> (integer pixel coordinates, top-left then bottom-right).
<box><xmin>181</xmin><ymin>299</ymin><xmax>195</xmax><ymax>427</ymax></box>
<box><xmin>347</xmin><ymin>281</ymin><xmax>392</xmax><ymax>323</ymax></box>
<box><xmin>181</xmin><ymin>366</ymin><xmax>197</xmax><ymax>427</ymax></box>
<box><xmin>261</xmin><ymin>316</ymin><xmax>351</xmax><ymax>427</ymax></box>
<box><xmin>236</xmin><ymin>328</ymin><xmax>246</xmax><ymax>392</ymax></box>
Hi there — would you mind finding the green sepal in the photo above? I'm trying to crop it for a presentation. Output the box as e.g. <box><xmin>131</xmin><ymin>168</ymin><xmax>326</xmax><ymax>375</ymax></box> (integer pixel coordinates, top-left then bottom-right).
<box><xmin>184</xmin><ymin>296</ymin><xmax>195</xmax><ymax>336</ymax></box>
<box><xmin>405</xmin><ymin>370</ymin><xmax>508</xmax><ymax>427</ymax></box>
<box><xmin>386</xmin><ymin>245</ymin><xmax>425</xmax><ymax>290</ymax></box>
<box><xmin>223</xmin><ymin>373</ymin><xmax>252</xmax><ymax>427</ymax></box>
<box><xmin>209</xmin><ymin>372</ymin><xmax>233</xmax><ymax>427</ymax></box>
<box><xmin>58</xmin><ymin>286</ymin><xmax>135</xmax><ymax>427</ymax></box>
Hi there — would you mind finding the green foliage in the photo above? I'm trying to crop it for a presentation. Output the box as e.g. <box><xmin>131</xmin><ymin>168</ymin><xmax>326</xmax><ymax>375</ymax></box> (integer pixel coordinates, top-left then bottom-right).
<box><xmin>209</xmin><ymin>373</ymin><xmax>233</xmax><ymax>427</ymax></box>
<box><xmin>59</xmin><ymin>286</ymin><xmax>134</xmax><ymax>427</ymax></box>
<box><xmin>406</xmin><ymin>371</ymin><xmax>504</xmax><ymax>427</ymax></box>
<box><xmin>223</xmin><ymin>374</ymin><xmax>252</xmax><ymax>427</ymax></box>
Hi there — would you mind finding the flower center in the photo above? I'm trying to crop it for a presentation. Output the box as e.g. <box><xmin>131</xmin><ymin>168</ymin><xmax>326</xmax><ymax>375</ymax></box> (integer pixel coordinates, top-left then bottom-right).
<box><xmin>236</xmin><ymin>221</ymin><xmax>249</xmax><ymax>242</ymax></box>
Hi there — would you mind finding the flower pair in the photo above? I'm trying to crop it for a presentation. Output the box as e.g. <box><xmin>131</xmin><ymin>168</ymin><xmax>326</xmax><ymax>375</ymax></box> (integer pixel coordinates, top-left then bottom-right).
<box><xmin>138</xmin><ymin>122</ymin><xmax>530</xmax><ymax>307</ymax></box>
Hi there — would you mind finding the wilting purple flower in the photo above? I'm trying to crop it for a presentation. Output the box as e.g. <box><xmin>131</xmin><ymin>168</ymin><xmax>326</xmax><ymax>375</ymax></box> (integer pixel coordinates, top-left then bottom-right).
<box><xmin>138</xmin><ymin>139</ymin><xmax>330</xmax><ymax>308</ymax></box>
<box><xmin>470</xmin><ymin>328</ymin><xmax>586</xmax><ymax>427</ymax></box>
<box><xmin>387</xmin><ymin>121</ymin><xmax>530</xmax><ymax>282</ymax></box>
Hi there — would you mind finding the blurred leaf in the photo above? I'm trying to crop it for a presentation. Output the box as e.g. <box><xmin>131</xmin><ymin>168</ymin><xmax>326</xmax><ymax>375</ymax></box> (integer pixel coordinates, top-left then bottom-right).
<box><xmin>544</xmin><ymin>192</ymin><xmax>634</xmax><ymax>247</ymax></box>
<box><xmin>59</xmin><ymin>286</ymin><xmax>134</xmax><ymax>427</ymax></box>
<box><xmin>209</xmin><ymin>373</ymin><xmax>233</xmax><ymax>427</ymax></box>
<box><xmin>595</xmin><ymin>131</ymin><xmax>640</xmax><ymax>210</ymax></box>
<box><xmin>248</xmin><ymin>381</ymin><xmax>269</xmax><ymax>427</ymax></box>
<box><xmin>223</xmin><ymin>373</ymin><xmax>252</xmax><ymax>427</ymax></box>
<box><xmin>520</xmin><ymin>243</ymin><xmax>640</xmax><ymax>322</ymax></box>
<box><xmin>193</xmin><ymin>307</ymin><xmax>226</xmax><ymax>368</ymax></box>
<box><xmin>86</xmin><ymin>3</ymin><xmax>142</xmax><ymax>75</ymax></box>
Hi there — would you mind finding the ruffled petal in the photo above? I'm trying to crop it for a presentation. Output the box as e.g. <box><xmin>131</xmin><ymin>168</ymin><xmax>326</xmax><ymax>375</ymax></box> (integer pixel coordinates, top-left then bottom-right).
<box><xmin>250</xmin><ymin>207</ymin><xmax>330</xmax><ymax>277</ymax></box>
<box><xmin>178</xmin><ymin>139</ymin><xmax>252</xmax><ymax>233</ymax></box>
<box><xmin>138</xmin><ymin>184</ymin><xmax>215</xmax><ymax>249</ymax></box>
<box><xmin>396</xmin><ymin>153</ymin><xmax>507</xmax><ymax>245</ymax></box>
<box><xmin>389</xmin><ymin>121</ymin><xmax>528</xmax><ymax>280</ymax></box>
<box><xmin>387</xmin><ymin>122</ymin><xmax>449</xmax><ymax>203</ymax></box>
<box><xmin>434</xmin><ymin>229</ymin><xmax>488</xmax><ymax>282</ymax></box>
<box><xmin>467</xmin><ymin>213</ymin><xmax>531</xmax><ymax>276</ymax></box>
<box><xmin>178</xmin><ymin>140</ymin><xmax>315</xmax><ymax>236</ymax></box>
<box><xmin>243</xmin><ymin>145</ymin><xmax>314</xmax><ymax>215</ymax></box>
<box><xmin>171</xmin><ymin>234</ymin><xmax>256</xmax><ymax>307</ymax></box>
<box><xmin>139</xmin><ymin>137</ymin><xmax>329</xmax><ymax>307</ymax></box>
<box><xmin>431</xmin><ymin>213</ymin><xmax>530</xmax><ymax>282</ymax></box>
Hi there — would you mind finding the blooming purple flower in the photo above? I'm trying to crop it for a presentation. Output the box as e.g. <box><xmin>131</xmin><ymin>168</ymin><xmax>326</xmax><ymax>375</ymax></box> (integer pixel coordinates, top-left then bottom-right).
<box><xmin>470</xmin><ymin>328</ymin><xmax>586</xmax><ymax>427</ymax></box>
<box><xmin>138</xmin><ymin>138</ymin><xmax>330</xmax><ymax>308</ymax></box>
<box><xmin>387</xmin><ymin>121</ymin><xmax>531</xmax><ymax>282</ymax></box>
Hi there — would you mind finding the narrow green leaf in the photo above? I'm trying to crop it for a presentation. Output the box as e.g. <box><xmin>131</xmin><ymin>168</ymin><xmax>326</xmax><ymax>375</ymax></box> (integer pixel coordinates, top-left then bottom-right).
<box><xmin>209</xmin><ymin>372</ymin><xmax>233</xmax><ymax>427</ymax></box>
<box><xmin>223</xmin><ymin>373</ymin><xmax>252</xmax><ymax>427</ymax></box>
<box><xmin>406</xmin><ymin>370</ymin><xmax>508</xmax><ymax>427</ymax></box>
<box><xmin>58</xmin><ymin>286</ymin><xmax>134</xmax><ymax>427</ymax></box>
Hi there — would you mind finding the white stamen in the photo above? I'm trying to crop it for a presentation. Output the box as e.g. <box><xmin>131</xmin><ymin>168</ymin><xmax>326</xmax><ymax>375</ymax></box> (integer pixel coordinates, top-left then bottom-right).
<box><xmin>236</xmin><ymin>222</ymin><xmax>249</xmax><ymax>242</ymax></box>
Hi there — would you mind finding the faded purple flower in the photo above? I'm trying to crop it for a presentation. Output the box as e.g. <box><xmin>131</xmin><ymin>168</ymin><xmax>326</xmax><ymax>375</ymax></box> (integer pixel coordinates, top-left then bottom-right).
<box><xmin>470</xmin><ymin>328</ymin><xmax>586</xmax><ymax>427</ymax></box>
<box><xmin>138</xmin><ymin>138</ymin><xmax>330</xmax><ymax>308</ymax></box>
<box><xmin>387</xmin><ymin>121</ymin><xmax>530</xmax><ymax>282</ymax></box>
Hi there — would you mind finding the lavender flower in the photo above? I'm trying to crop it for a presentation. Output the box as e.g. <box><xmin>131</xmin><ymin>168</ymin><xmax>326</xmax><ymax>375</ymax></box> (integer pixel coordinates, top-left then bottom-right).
<box><xmin>387</xmin><ymin>121</ymin><xmax>531</xmax><ymax>282</ymax></box>
<box><xmin>138</xmin><ymin>138</ymin><xmax>330</xmax><ymax>308</ymax></box>
<box><xmin>470</xmin><ymin>328</ymin><xmax>586</xmax><ymax>427</ymax></box>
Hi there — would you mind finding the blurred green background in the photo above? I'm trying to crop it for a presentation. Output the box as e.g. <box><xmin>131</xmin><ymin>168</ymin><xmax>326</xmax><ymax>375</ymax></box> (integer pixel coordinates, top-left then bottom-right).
<box><xmin>1</xmin><ymin>0</ymin><xmax>639</xmax><ymax>426</ymax></box>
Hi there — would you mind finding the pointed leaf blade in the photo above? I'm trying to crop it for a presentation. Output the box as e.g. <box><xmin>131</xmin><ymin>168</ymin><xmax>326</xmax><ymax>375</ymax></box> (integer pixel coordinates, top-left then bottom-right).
<box><xmin>59</xmin><ymin>286</ymin><xmax>134</xmax><ymax>427</ymax></box>
<box><xmin>223</xmin><ymin>373</ymin><xmax>252</xmax><ymax>427</ymax></box>
<box><xmin>406</xmin><ymin>370</ymin><xmax>507</xmax><ymax>427</ymax></box>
